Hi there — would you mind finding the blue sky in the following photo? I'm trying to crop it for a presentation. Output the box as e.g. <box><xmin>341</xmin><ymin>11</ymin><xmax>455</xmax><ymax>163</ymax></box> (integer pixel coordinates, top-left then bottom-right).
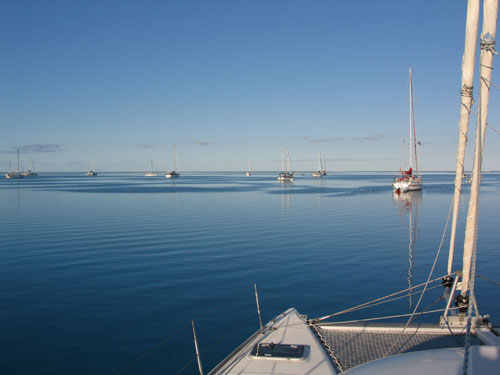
<box><xmin>1</xmin><ymin>0</ymin><xmax>499</xmax><ymax>172</ymax></box>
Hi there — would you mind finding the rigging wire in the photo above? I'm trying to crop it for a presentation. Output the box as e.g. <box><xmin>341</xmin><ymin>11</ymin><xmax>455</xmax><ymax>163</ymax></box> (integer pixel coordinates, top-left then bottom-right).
<box><xmin>477</xmin><ymin>274</ymin><xmax>500</xmax><ymax>285</ymax></box>
<box><xmin>312</xmin><ymin>275</ymin><xmax>449</xmax><ymax>322</ymax></box>
<box><xmin>113</xmin><ymin>323</ymin><xmax>191</xmax><ymax>375</ymax></box>
<box><xmin>318</xmin><ymin>307</ymin><xmax>460</xmax><ymax>326</ymax></box>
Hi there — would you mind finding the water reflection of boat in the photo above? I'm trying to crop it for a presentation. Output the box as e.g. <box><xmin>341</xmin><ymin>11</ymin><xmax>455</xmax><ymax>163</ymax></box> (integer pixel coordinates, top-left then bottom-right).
<box><xmin>393</xmin><ymin>191</ymin><xmax>422</xmax><ymax>308</ymax></box>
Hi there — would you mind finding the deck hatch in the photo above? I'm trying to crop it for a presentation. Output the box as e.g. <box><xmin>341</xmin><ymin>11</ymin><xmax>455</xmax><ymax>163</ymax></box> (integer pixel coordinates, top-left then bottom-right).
<box><xmin>250</xmin><ymin>343</ymin><xmax>307</xmax><ymax>360</ymax></box>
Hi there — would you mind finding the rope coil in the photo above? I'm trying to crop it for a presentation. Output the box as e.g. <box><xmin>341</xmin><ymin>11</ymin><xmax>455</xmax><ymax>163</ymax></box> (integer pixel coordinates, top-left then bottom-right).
<box><xmin>461</xmin><ymin>84</ymin><xmax>474</xmax><ymax>98</ymax></box>
<box><xmin>480</xmin><ymin>38</ymin><xmax>497</xmax><ymax>54</ymax></box>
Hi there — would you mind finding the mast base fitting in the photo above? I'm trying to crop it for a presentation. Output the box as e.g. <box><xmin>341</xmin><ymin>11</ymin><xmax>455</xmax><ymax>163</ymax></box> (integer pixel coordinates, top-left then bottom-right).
<box><xmin>455</xmin><ymin>294</ymin><xmax>469</xmax><ymax>314</ymax></box>
<box><xmin>442</xmin><ymin>276</ymin><xmax>454</xmax><ymax>288</ymax></box>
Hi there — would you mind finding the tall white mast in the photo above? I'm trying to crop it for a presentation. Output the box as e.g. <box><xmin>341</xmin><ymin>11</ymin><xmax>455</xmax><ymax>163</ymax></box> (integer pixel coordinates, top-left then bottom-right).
<box><xmin>286</xmin><ymin>147</ymin><xmax>291</xmax><ymax>172</ymax></box>
<box><xmin>448</xmin><ymin>0</ymin><xmax>480</xmax><ymax>275</ymax></box>
<box><xmin>461</xmin><ymin>0</ymin><xmax>498</xmax><ymax>296</ymax></box>
<box><xmin>409</xmin><ymin>66</ymin><xmax>414</xmax><ymax>170</ymax></box>
<box><xmin>173</xmin><ymin>142</ymin><xmax>178</xmax><ymax>172</ymax></box>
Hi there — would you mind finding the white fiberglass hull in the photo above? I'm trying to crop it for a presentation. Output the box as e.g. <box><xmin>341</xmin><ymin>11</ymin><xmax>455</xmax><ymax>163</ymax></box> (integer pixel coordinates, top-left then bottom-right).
<box><xmin>165</xmin><ymin>172</ymin><xmax>179</xmax><ymax>178</ymax></box>
<box><xmin>393</xmin><ymin>175</ymin><xmax>422</xmax><ymax>192</ymax></box>
<box><xmin>277</xmin><ymin>172</ymin><xmax>294</xmax><ymax>182</ymax></box>
<box><xmin>5</xmin><ymin>172</ymin><xmax>23</xmax><ymax>179</ymax></box>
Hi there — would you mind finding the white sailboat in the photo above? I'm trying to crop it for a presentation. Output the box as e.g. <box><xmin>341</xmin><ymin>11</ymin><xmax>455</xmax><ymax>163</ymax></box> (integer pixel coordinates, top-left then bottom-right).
<box><xmin>165</xmin><ymin>143</ymin><xmax>180</xmax><ymax>178</ymax></box>
<box><xmin>5</xmin><ymin>149</ymin><xmax>23</xmax><ymax>179</ymax></box>
<box><xmin>145</xmin><ymin>159</ymin><xmax>158</xmax><ymax>177</ymax></box>
<box><xmin>312</xmin><ymin>152</ymin><xmax>326</xmax><ymax>177</ymax></box>
<box><xmin>277</xmin><ymin>147</ymin><xmax>294</xmax><ymax>182</ymax></box>
<box><xmin>393</xmin><ymin>67</ymin><xmax>423</xmax><ymax>193</ymax></box>
<box><xmin>246</xmin><ymin>159</ymin><xmax>251</xmax><ymax>176</ymax></box>
<box><xmin>22</xmin><ymin>157</ymin><xmax>38</xmax><ymax>176</ymax></box>
<box><xmin>86</xmin><ymin>161</ymin><xmax>97</xmax><ymax>176</ymax></box>
<box><xmin>207</xmin><ymin>1</ymin><xmax>500</xmax><ymax>374</ymax></box>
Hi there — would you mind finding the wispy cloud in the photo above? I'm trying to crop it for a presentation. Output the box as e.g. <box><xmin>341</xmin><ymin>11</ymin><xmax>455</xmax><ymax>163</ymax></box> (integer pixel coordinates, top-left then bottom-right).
<box><xmin>352</xmin><ymin>133</ymin><xmax>388</xmax><ymax>142</ymax></box>
<box><xmin>0</xmin><ymin>144</ymin><xmax>64</xmax><ymax>153</ymax></box>
<box><xmin>138</xmin><ymin>144</ymin><xmax>155</xmax><ymax>149</ymax></box>
<box><xmin>194</xmin><ymin>141</ymin><xmax>211</xmax><ymax>146</ymax></box>
<box><xmin>304</xmin><ymin>137</ymin><xmax>344</xmax><ymax>143</ymax></box>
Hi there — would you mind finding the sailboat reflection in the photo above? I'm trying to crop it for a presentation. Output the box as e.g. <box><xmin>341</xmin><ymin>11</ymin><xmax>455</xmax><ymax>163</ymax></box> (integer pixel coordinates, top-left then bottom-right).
<box><xmin>393</xmin><ymin>190</ymin><xmax>421</xmax><ymax>308</ymax></box>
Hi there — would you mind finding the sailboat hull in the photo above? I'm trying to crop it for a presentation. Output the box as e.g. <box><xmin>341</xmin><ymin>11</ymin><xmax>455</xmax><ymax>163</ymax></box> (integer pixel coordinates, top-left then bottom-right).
<box><xmin>165</xmin><ymin>172</ymin><xmax>180</xmax><ymax>178</ymax></box>
<box><xmin>5</xmin><ymin>173</ymin><xmax>23</xmax><ymax>179</ymax></box>
<box><xmin>393</xmin><ymin>175</ymin><xmax>423</xmax><ymax>192</ymax></box>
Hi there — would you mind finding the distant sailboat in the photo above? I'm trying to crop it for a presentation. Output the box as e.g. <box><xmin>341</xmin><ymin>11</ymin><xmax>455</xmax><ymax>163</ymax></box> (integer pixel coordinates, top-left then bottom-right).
<box><xmin>393</xmin><ymin>66</ymin><xmax>423</xmax><ymax>193</ymax></box>
<box><xmin>86</xmin><ymin>161</ymin><xmax>97</xmax><ymax>176</ymax></box>
<box><xmin>246</xmin><ymin>159</ymin><xmax>251</xmax><ymax>176</ymax></box>
<box><xmin>277</xmin><ymin>147</ymin><xmax>294</xmax><ymax>182</ymax></box>
<box><xmin>165</xmin><ymin>143</ymin><xmax>180</xmax><ymax>178</ymax></box>
<box><xmin>312</xmin><ymin>152</ymin><xmax>326</xmax><ymax>177</ymax></box>
<box><xmin>145</xmin><ymin>159</ymin><xmax>158</xmax><ymax>177</ymax></box>
<box><xmin>22</xmin><ymin>157</ymin><xmax>38</xmax><ymax>176</ymax></box>
<box><xmin>5</xmin><ymin>149</ymin><xmax>23</xmax><ymax>179</ymax></box>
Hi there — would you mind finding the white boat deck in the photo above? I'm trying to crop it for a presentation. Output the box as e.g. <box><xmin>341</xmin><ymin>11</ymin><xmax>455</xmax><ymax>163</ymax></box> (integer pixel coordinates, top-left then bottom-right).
<box><xmin>209</xmin><ymin>308</ymin><xmax>336</xmax><ymax>374</ymax></box>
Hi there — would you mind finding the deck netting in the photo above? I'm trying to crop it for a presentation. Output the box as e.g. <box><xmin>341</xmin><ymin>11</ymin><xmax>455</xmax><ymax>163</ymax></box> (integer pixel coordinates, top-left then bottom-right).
<box><xmin>315</xmin><ymin>326</ymin><xmax>481</xmax><ymax>372</ymax></box>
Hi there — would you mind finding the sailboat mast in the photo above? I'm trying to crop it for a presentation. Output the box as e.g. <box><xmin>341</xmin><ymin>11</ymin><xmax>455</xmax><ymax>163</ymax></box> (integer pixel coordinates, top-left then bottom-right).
<box><xmin>286</xmin><ymin>147</ymin><xmax>291</xmax><ymax>171</ymax></box>
<box><xmin>461</xmin><ymin>0</ymin><xmax>498</xmax><ymax>296</ymax></box>
<box><xmin>448</xmin><ymin>0</ymin><xmax>480</xmax><ymax>275</ymax></box>
<box><xmin>408</xmin><ymin>66</ymin><xmax>419</xmax><ymax>173</ymax></box>
<box><xmin>409</xmin><ymin>67</ymin><xmax>414</xmax><ymax>170</ymax></box>
<box><xmin>173</xmin><ymin>143</ymin><xmax>178</xmax><ymax>172</ymax></box>
<box><xmin>17</xmin><ymin>149</ymin><xmax>20</xmax><ymax>173</ymax></box>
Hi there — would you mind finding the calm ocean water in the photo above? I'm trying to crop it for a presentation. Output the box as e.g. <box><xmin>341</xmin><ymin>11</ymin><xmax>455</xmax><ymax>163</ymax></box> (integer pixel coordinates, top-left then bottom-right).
<box><xmin>1</xmin><ymin>172</ymin><xmax>500</xmax><ymax>374</ymax></box>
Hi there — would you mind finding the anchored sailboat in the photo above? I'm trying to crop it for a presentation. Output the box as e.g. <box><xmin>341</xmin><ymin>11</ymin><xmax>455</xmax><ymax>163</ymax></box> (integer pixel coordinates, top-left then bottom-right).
<box><xmin>312</xmin><ymin>152</ymin><xmax>326</xmax><ymax>177</ymax></box>
<box><xmin>4</xmin><ymin>149</ymin><xmax>23</xmax><ymax>179</ymax></box>
<box><xmin>22</xmin><ymin>157</ymin><xmax>38</xmax><ymax>176</ymax></box>
<box><xmin>246</xmin><ymin>159</ymin><xmax>251</xmax><ymax>176</ymax></box>
<box><xmin>145</xmin><ymin>159</ymin><xmax>157</xmax><ymax>177</ymax></box>
<box><xmin>206</xmin><ymin>1</ymin><xmax>500</xmax><ymax>374</ymax></box>
<box><xmin>393</xmin><ymin>67</ymin><xmax>423</xmax><ymax>193</ymax></box>
<box><xmin>277</xmin><ymin>147</ymin><xmax>294</xmax><ymax>182</ymax></box>
<box><xmin>165</xmin><ymin>143</ymin><xmax>180</xmax><ymax>178</ymax></box>
<box><xmin>86</xmin><ymin>161</ymin><xmax>97</xmax><ymax>176</ymax></box>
